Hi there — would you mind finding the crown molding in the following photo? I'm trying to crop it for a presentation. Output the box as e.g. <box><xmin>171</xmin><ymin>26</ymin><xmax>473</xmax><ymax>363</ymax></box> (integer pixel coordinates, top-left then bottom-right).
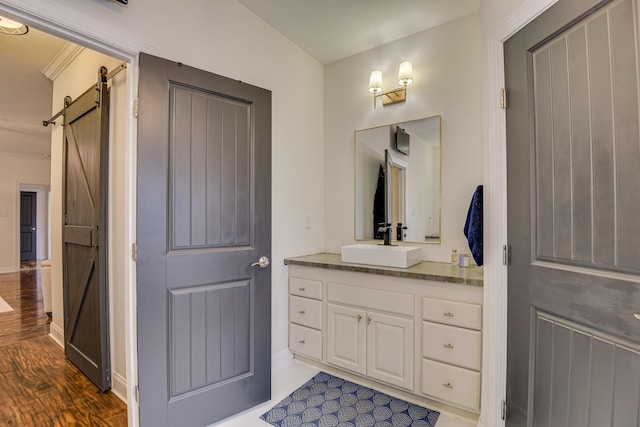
<box><xmin>42</xmin><ymin>42</ymin><xmax>84</xmax><ymax>81</ymax></box>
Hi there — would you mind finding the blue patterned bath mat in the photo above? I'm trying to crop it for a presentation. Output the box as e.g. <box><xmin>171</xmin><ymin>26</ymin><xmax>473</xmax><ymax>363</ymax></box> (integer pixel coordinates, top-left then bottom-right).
<box><xmin>260</xmin><ymin>371</ymin><xmax>439</xmax><ymax>427</ymax></box>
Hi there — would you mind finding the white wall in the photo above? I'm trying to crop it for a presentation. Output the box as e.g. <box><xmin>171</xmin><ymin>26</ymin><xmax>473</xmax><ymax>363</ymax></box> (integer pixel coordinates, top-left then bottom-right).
<box><xmin>324</xmin><ymin>13</ymin><xmax>483</xmax><ymax>263</ymax></box>
<box><xmin>482</xmin><ymin>0</ymin><xmax>533</xmax><ymax>33</ymax></box>
<box><xmin>0</xmin><ymin>154</ymin><xmax>51</xmax><ymax>273</ymax></box>
<box><xmin>0</xmin><ymin>42</ymin><xmax>53</xmax><ymax>156</ymax></box>
<box><xmin>7</xmin><ymin>0</ymin><xmax>326</xmax><ymax>366</ymax></box>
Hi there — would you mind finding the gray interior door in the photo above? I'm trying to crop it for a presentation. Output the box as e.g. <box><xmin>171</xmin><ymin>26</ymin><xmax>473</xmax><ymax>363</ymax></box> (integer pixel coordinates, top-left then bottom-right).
<box><xmin>136</xmin><ymin>53</ymin><xmax>272</xmax><ymax>427</ymax></box>
<box><xmin>505</xmin><ymin>0</ymin><xmax>640</xmax><ymax>424</ymax></box>
<box><xmin>62</xmin><ymin>69</ymin><xmax>111</xmax><ymax>391</ymax></box>
<box><xmin>20</xmin><ymin>191</ymin><xmax>37</xmax><ymax>261</ymax></box>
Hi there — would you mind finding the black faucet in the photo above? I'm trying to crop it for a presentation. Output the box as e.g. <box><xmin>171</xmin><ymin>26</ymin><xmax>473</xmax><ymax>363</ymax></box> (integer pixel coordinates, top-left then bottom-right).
<box><xmin>378</xmin><ymin>223</ymin><xmax>393</xmax><ymax>246</ymax></box>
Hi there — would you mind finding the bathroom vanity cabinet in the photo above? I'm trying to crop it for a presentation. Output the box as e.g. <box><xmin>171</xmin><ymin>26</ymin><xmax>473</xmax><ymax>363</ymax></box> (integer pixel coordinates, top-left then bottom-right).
<box><xmin>285</xmin><ymin>253</ymin><xmax>484</xmax><ymax>416</ymax></box>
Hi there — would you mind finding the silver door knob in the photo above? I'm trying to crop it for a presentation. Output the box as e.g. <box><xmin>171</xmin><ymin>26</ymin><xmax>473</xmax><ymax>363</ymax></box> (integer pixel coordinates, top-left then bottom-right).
<box><xmin>31</xmin><ymin>227</ymin><xmax>36</xmax><ymax>231</ymax></box>
<box><xmin>250</xmin><ymin>256</ymin><xmax>270</xmax><ymax>268</ymax></box>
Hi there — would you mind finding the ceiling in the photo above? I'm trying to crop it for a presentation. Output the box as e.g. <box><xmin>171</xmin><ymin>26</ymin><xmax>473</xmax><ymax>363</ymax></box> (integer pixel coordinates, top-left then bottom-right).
<box><xmin>237</xmin><ymin>0</ymin><xmax>481</xmax><ymax>64</ymax></box>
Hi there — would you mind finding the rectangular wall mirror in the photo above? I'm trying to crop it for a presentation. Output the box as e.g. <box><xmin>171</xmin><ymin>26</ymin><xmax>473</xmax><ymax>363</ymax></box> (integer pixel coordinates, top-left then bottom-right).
<box><xmin>354</xmin><ymin>116</ymin><xmax>441</xmax><ymax>244</ymax></box>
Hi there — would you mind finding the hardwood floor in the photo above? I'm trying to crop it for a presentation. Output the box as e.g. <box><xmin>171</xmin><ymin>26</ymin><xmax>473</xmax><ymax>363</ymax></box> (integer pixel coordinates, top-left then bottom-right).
<box><xmin>0</xmin><ymin>267</ymin><xmax>127</xmax><ymax>426</ymax></box>
<box><xmin>0</xmin><ymin>268</ymin><xmax>50</xmax><ymax>346</ymax></box>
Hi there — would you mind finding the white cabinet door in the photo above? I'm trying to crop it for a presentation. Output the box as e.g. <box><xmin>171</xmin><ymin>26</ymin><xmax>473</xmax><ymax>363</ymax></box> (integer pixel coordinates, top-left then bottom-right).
<box><xmin>366</xmin><ymin>311</ymin><xmax>414</xmax><ymax>390</ymax></box>
<box><xmin>327</xmin><ymin>304</ymin><xmax>366</xmax><ymax>375</ymax></box>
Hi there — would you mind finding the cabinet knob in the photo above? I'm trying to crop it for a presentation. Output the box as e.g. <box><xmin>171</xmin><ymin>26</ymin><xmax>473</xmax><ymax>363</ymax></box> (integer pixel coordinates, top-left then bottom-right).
<box><xmin>443</xmin><ymin>343</ymin><xmax>454</xmax><ymax>349</ymax></box>
<box><xmin>357</xmin><ymin>314</ymin><xmax>362</xmax><ymax>322</ymax></box>
<box><xmin>443</xmin><ymin>312</ymin><xmax>454</xmax><ymax>317</ymax></box>
<box><xmin>367</xmin><ymin>316</ymin><xmax>371</xmax><ymax>324</ymax></box>
<box><xmin>442</xmin><ymin>382</ymin><xmax>453</xmax><ymax>389</ymax></box>
<box><xmin>298</xmin><ymin>340</ymin><xmax>305</xmax><ymax>344</ymax></box>
<box><xmin>298</xmin><ymin>287</ymin><xmax>306</xmax><ymax>291</ymax></box>
<box><xmin>298</xmin><ymin>310</ymin><xmax>306</xmax><ymax>314</ymax></box>
<box><xmin>634</xmin><ymin>313</ymin><xmax>640</xmax><ymax>320</ymax></box>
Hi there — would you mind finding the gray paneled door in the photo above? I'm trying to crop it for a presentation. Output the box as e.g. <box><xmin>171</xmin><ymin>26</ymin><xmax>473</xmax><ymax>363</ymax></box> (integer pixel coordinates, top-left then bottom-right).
<box><xmin>62</xmin><ymin>69</ymin><xmax>111</xmax><ymax>391</ymax></box>
<box><xmin>136</xmin><ymin>53</ymin><xmax>272</xmax><ymax>427</ymax></box>
<box><xmin>505</xmin><ymin>0</ymin><xmax>640</xmax><ymax>425</ymax></box>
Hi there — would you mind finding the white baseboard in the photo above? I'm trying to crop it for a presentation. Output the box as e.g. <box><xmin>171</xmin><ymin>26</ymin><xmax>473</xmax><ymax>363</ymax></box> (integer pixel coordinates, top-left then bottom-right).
<box><xmin>49</xmin><ymin>322</ymin><xmax>64</xmax><ymax>347</ymax></box>
<box><xmin>49</xmin><ymin>321</ymin><xmax>127</xmax><ymax>403</ymax></box>
<box><xmin>111</xmin><ymin>370</ymin><xmax>128</xmax><ymax>403</ymax></box>
<box><xmin>272</xmin><ymin>348</ymin><xmax>293</xmax><ymax>372</ymax></box>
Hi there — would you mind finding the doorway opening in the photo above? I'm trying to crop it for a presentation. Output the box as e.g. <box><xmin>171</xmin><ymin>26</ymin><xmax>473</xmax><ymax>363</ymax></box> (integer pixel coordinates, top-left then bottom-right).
<box><xmin>0</xmin><ymin>5</ymin><xmax>137</xmax><ymax>425</ymax></box>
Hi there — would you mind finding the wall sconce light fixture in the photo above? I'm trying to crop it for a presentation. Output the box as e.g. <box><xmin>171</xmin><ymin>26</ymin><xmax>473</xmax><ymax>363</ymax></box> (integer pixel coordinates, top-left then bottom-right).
<box><xmin>0</xmin><ymin>15</ymin><xmax>29</xmax><ymax>35</ymax></box>
<box><xmin>368</xmin><ymin>61</ymin><xmax>413</xmax><ymax>108</ymax></box>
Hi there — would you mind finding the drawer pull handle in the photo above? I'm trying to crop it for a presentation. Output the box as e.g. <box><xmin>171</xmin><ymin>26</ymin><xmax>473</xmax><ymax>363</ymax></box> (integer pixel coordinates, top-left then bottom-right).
<box><xmin>298</xmin><ymin>340</ymin><xmax>305</xmax><ymax>344</ymax></box>
<box><xmin>298</xmin><ymin>310</ymin><xmax>306</xmax><ymax>314</ymax></box>
<box><xmin>298</xmin><ymin>287</ymin><xmax>306</xmax><ymax>291</ymax></box>
<box><xmin>442</xmin><ymin>382</ymin><xmax>453</xmax><ymax>389</ymax></box>
<box><xmin>443</xmin><ymin>343</ymin><xmax>454</xmax><ymax>349</ymax></box>
<box><xmin>443</xmin><ymin>312</ymin><xmax>454</xmax><ymax>317</ymax></box>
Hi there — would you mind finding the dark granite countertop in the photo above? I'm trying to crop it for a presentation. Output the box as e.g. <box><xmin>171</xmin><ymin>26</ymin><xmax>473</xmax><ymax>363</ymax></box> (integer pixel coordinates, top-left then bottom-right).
<box><xmin>284</xmin><ymin>253</ymin><xmax>483</xmax><ymax>287</ymax></box>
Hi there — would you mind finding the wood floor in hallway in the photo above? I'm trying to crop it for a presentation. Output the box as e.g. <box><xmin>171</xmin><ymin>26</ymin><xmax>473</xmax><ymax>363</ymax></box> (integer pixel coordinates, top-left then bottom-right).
<box><xmin>0</xmin><ymin>267</ymin><xmax>127</xmax><ymax>426</ymax></box>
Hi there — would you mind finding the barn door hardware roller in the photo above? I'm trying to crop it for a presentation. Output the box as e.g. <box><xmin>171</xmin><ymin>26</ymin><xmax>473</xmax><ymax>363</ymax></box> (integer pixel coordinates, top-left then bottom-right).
<box><xmin>43</xmin><ymin>63</ymin><xmax>127</xmax><ymax>127</ymax></box>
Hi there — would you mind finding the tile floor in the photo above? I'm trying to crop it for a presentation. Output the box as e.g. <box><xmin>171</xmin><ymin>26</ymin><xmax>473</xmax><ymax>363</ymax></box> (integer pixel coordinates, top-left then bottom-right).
<box><xmin>210</xmin><ymin>360</ymin><xmax>475</xmax><ymax>427</ymax></box>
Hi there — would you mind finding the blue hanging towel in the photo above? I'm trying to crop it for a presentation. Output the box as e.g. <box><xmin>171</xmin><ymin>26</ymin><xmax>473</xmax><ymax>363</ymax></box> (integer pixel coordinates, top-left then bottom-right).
<box><xmin>463</xmin><ymin>185</ymin><xmax>483</xmax><ymax>266</ymax></box>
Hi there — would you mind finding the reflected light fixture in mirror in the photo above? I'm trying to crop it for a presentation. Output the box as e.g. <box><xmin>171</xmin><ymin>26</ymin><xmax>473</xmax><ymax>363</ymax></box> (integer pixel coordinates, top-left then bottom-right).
<box><xmin>0</xmin><ymin>15</ymin><xmax>28</xmax><ymax>35</ymax></box>
<box><xmin>368</xmin><ymin>61</ymin><xmax>413</xmax><ymax>108</ymax></box>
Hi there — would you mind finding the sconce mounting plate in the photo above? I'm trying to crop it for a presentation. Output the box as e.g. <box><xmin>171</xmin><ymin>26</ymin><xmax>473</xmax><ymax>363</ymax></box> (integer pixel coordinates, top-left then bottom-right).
<box><xmin>381</xmin><ymin>88</ymin><xmax>406</xmax><ymax>106</ymax></box>
<box><xmin>373</xmin><ymin>87</ymin><xmax>407</xmax><ymax>108</ymax></box>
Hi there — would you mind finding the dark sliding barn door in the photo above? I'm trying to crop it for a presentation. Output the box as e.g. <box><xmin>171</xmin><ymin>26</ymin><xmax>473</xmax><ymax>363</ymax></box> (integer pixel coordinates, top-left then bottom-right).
<box><xmin>62</xmin><ymin>67</ymin><xmax>111</xmax><ymax>391</ymax></box>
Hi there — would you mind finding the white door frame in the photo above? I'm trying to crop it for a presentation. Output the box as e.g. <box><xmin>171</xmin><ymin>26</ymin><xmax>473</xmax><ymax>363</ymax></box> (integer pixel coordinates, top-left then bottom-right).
<box><xmin>483</xmin><ymin>0</ymin><xmax>640</xmax><ymax>425</ymax></box>
<box><xmin>0</xmin><ymin>2</ymin><xmax>147</xmax><ymax>426</ymax></box>
<box><xmin>480</xmin><ymin>1</ymin><xmax>558</xmax><ymax>426</ymax></box>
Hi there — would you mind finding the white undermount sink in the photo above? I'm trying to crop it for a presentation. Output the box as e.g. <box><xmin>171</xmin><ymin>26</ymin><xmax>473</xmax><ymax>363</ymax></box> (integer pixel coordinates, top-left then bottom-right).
<box><xmin>340</xmin><ymin>244</ymin><xmax>422</xmax><ymax>268</ymax></box>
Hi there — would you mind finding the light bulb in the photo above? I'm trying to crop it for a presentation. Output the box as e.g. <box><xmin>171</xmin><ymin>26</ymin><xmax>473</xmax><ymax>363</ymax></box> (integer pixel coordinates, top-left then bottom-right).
<box><xmin>369</xmin><ymin>70</ymin><xmax>383</xmax><ymax>94</ymax></box>
<box><xmin>0</xmin><ymin>16</ymin><xmax>25</xmax><ymax>30</ymax></box>
<box><xmin>398</xmin><ymin>61</ymin><xmax>413</xmax><ymax>86</ymax></box>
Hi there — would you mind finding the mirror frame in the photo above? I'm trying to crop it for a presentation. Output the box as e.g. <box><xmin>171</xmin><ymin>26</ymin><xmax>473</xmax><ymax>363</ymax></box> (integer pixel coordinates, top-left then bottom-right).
<box><xmin>353</xmin><ymin>115</ymin><xmax>442</xmax><ymax>244</ymax></box>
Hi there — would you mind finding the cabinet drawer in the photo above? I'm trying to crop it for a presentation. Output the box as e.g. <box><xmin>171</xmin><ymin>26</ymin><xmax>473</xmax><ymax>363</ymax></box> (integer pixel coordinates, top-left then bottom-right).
<box><xmin>422</xmin><ymin>297</ymin><xmax>481</xmax><ymax>330</ymax></box>
<box><xmin>289</xmin><ymin>323</ymin><xmax>322</xmax><ymax>360</ymax></box>
<box><xmin>289</xmin><ymin>295</ymin><xmax>322</xmax><ymax>329</ymax></box>
<box><xmin>328</xmin><ymin>282</ymin><xmax>413</xmax><ymax>316</ymax></box>
<box><xmin>421</xmin><ymin>359</ymin><xmax>480</xmax><ymax>412</ymax></box>
<box><xmin>422</xmin><ymin>321</ymin><xmax>481</xmax><ymax>371</ymax></box>
<box><xmin>289</xmin><ymin>277</ymin><xmax>323</xmax><ymax>300</ymax></box>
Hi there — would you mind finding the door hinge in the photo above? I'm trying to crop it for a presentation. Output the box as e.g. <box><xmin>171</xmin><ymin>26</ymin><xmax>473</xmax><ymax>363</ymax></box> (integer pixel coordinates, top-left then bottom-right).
<box><xmin>500</xmin><ymin>88</ymin><xmax>507</xmax><ymax>109</ymax></box>
<box><xmin>503</xmin><ymin>245</ymin><xmax>509</xmax><ymax>266</ymax></box>
<box><xmin>131</xmin><ymin>242</ymin><xmax>138</xmax><ymax>262</ymax></box>
<box><xmin>501</xmin><ymin>399</ymin><xmax>507</xmax><ymax>420</ymax></box>
<box><xmin>135</xmin><ymin>384</ymin><xmax>139</xmax><ymax>403</ymax></box>
<box><xmin>132</xmin><ymin>97</ymin><xmax>139</xmax><ymax>118</ymax></box>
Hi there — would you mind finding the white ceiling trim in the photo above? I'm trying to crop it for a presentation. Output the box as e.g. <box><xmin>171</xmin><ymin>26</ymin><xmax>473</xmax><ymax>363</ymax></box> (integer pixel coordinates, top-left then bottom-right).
<box><xmin>42</xmin><ymin>42</ymin><xmax>84</xmax><ymax>81</ymax></box>
<box><xmin>0</xmin><ymin>0</ymin><xmax>153</xmax><ymax>58</ymax></box>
